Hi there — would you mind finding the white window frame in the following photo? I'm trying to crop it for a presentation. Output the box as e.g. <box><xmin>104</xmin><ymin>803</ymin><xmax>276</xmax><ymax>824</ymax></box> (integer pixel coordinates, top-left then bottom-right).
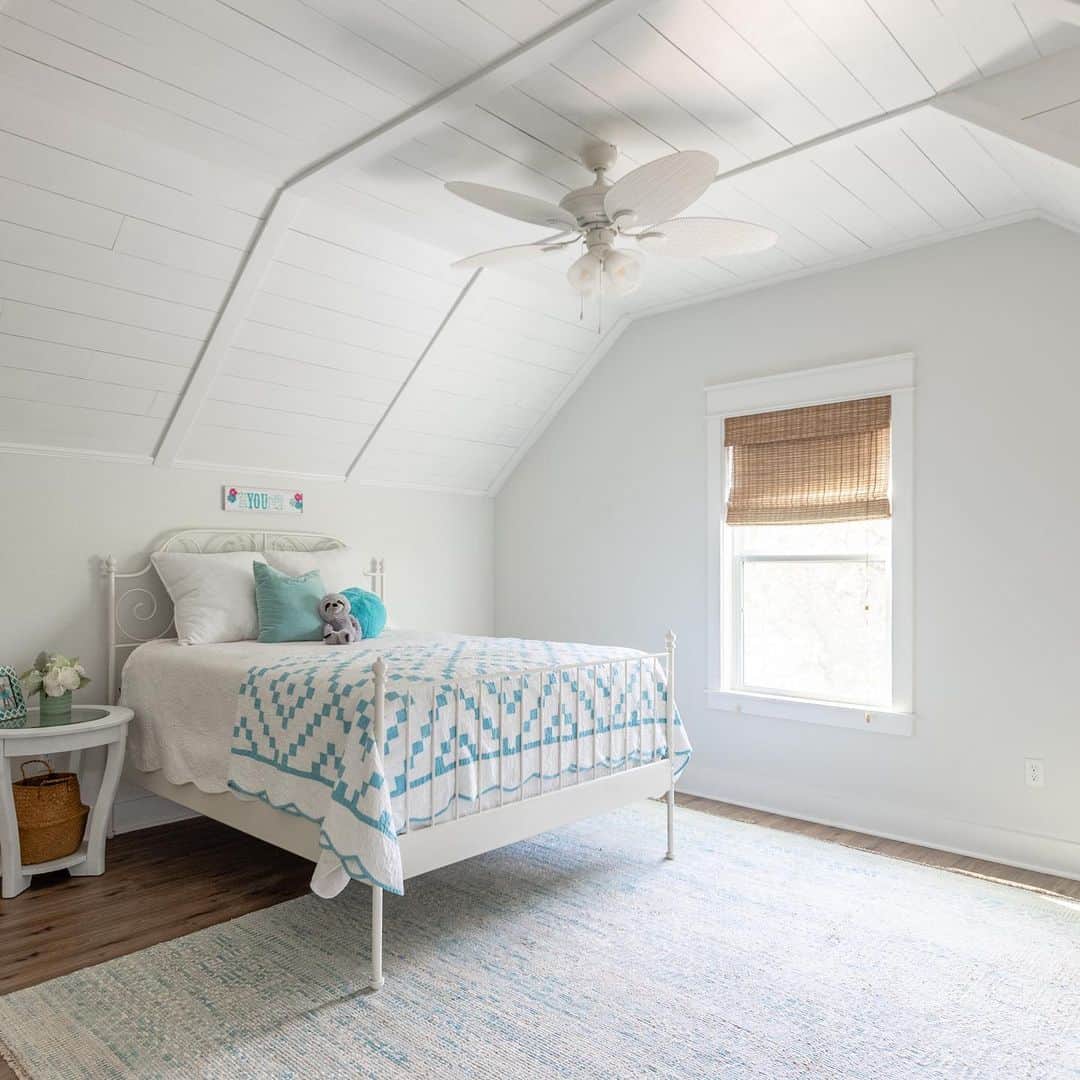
<box><xmin>706</xmin><ymin>354</ymin><xmax>915</xmax><ymax>736</ymax></box>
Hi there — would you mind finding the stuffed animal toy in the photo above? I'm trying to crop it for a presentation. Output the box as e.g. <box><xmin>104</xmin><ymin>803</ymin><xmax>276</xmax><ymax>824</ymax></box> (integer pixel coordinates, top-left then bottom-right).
<box><xmin>318</xmin><ymin>593</ymin><xmax>362</xmax><ymax>645</ymax></box>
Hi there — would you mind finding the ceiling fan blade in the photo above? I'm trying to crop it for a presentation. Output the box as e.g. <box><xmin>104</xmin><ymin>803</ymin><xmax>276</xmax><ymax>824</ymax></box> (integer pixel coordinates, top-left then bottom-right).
<box><xmin>604</xmin><ymin>151</ymin><xmax>718</xmax><ymax>228</ymax></box>
<box><xmin>451</xmin><ymin>239</ymin><xmax>574</xmax><ymax>270</ymax></box>
<box><xmin>635</xmin><ymin>217</ymin><xmax>778</xmax><ymax>257</ymax></box>
<box><xmin>445</xmin><ymin>181</ymin><xmax>578</xmax><ymax>230</ymax></box>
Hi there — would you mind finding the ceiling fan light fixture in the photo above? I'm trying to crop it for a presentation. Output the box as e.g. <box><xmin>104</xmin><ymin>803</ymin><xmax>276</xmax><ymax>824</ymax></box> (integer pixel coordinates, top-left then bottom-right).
<box><xmin>603</xmin><ymin>249</ymin><xmax>642</xmax><ymax>296</ymax></box>
<box><xmin>567</xmin><ymin>251</ymin><xmax>603</xmax><ymax>296</ymax></box>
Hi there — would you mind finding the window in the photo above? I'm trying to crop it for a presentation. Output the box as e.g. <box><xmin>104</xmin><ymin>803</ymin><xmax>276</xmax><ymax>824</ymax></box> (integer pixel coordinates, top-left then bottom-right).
<box><xmin>731</xmin><ymin>519</ymin><xmax>890</xmax><ymax>705</ymax></box>
<box><xmin>706</xmin><ymin>356</ymin><xmax>914</xmax><ymax>735</ymax></box>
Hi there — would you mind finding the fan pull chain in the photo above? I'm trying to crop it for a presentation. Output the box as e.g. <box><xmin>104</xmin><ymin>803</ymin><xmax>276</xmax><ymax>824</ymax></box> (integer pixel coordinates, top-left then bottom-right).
<box><xmin>597</xmin><ymin>254</ymin><xmax>604</xmax><ymax>335</ymax></box>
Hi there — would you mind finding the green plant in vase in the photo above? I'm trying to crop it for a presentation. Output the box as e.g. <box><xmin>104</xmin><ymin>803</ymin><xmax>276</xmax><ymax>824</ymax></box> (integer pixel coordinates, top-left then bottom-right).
<box><xmin>20</xmin><ymin>652</ymin><xmax>91</xmax><ymax>725</ymax></box>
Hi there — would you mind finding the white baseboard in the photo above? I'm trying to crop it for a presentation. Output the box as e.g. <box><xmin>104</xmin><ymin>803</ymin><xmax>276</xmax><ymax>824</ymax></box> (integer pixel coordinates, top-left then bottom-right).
<box><xmin>680</xmin><ymin>766</ymin><xmax>1080</xmax><ymax>884</ymax></box>
<box><xmin>113</xmin><ymin>794</ymin><xmax>199</xmax><ymax>834</ymax></box>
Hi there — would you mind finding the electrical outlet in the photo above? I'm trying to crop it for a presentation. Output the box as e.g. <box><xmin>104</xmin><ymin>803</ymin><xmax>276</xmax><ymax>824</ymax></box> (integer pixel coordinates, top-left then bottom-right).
<box><xmin>1025</xmin><ymin>757</ymin><xmax>1045</xmax><ymax>788</ymax></box>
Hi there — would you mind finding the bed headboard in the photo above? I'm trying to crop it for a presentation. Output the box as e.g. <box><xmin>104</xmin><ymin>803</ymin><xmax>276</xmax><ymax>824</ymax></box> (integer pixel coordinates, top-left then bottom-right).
<box><xmin>101</xmin><ymin>529</ymin><xmax>385</xmax><ymax>706</ymax></box>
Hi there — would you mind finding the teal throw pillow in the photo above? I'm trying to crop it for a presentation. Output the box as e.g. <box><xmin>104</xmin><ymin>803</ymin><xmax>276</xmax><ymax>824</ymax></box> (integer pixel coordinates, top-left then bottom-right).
<box><xmin>341</xmin><ymin>587</ymin><xmax>387</xmax><ymax>639</ymax></box>
<box><xmin>253</xmin><ymin>561</ymin><xmax>326</xmax><ymax>643</ymax></box>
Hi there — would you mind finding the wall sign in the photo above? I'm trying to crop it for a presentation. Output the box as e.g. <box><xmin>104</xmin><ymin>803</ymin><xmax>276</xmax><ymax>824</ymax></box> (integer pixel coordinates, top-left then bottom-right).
<box><xmin>223</xmin><ymin>486</ymin><xmax>304</xmax><ymax>515</ymax></box>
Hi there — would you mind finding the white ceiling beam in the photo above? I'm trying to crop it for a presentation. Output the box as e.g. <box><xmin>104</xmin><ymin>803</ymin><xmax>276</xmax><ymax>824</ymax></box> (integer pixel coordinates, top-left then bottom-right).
<box><xmin>152</xmin><ymin>189</ymin><xmax>302</xmax><ymax>467</ymax></box>
<box><xmin>346</xmin><ymin>269</ymin><xmax>482</xmax><ymax>481</ymax></box>
<box><xmin>487</xmin><ymin>312</ymin><xmax>631</xmax><ymax>496</ymax></box>
<box><xmin>935</xmin><ymin>47</ymin><xmax>1080</xmax><ymax>170</ymax></box>
<box><xmin>153</xmin><ymin>0</ymin><xmax>647</xmax><ymax>468</ymax></box>
<box><xmin>710</xmin><ymin>96</ymin><xmax>937</xmax><ymax>186</ymax></box>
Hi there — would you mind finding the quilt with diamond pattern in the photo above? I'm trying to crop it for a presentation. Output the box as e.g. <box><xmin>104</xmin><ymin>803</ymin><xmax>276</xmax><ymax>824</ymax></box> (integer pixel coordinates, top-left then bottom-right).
<box><xmin>228</xmin><ymin>632</ymin><xmax>689</xmax><ymax>896</ymax></box>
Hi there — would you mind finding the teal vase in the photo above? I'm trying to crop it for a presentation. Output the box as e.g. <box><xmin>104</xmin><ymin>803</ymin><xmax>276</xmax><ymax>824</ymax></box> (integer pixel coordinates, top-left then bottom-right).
<box><xmin>39</xmin><ymin>690</ymin><xmax>72</xmax><ymax>725</ymax></box>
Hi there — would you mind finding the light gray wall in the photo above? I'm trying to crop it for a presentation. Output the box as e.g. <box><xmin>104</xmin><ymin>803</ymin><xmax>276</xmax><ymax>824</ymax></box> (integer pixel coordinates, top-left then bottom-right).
<box><xmin>0</xmin><ymin>455</ymin><xmax>493</xmax><ymax>829</ymax></box>
<box><xmin>495</xmin><ymin>219</ymin><xmax>1080</xmax><ymax>878</ymax></box>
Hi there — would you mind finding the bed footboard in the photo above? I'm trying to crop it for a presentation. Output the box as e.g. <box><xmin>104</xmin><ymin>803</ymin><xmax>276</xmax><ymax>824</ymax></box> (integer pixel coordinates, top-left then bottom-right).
<box><xmin>366</xmin><ymin>632</ymin><xmax>679</xmax><ymax>990</ymax></box>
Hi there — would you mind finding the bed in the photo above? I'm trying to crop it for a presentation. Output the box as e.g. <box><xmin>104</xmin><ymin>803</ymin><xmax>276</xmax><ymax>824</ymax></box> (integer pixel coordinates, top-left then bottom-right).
<box><xmin>105</xmin><ymin>529</ymin><xmax>688</xmax><ymax>989</ymax></box>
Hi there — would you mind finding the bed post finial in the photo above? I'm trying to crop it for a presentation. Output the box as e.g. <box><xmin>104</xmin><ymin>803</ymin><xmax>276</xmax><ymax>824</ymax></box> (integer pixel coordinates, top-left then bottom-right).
<box><xmin>665</xmin><ymin>629</ymin><xmax>676</xmax><ymax>861</ymax></box>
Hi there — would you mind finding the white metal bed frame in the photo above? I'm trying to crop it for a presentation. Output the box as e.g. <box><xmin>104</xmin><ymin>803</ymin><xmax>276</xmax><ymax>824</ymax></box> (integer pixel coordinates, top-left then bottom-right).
<box><xmin>104</xmin><ymin>529</ymin><xmax>677</xmax><ymax>990</ymax></box>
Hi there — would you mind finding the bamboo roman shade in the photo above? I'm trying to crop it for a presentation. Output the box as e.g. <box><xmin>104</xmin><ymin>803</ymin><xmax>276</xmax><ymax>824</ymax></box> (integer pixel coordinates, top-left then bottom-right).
<box><xmin>724</xmin><ymin>395</ymin><xmax>891</xmax><ymax>525</ymax></box>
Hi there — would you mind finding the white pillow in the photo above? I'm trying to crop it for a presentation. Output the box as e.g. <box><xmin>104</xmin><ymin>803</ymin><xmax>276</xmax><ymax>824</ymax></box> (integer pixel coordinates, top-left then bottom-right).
<box><xmin>264</xmin><ymin>548</ymin><xmax>369</xmax><ymax>596</ymax></box>
<box><xmin>151</xmin><ymin>551</ymin><xmax>266</xmax><ymax>645</ymax></box>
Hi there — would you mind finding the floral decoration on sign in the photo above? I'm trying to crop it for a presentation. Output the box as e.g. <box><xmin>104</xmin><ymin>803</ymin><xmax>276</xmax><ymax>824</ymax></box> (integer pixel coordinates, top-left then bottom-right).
<box><xmin>222</xmin><ymin>486</ymin><xmax>304</xmax><ymax>515</ymax></box>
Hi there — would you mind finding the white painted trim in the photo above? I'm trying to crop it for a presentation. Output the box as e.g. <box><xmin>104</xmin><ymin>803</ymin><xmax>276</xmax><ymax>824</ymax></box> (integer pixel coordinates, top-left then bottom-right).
<box><xmin>346</xmin><ymin>269</ymin><xmax>483</xmax><ymax>480</ymax></box>
<box><xmin>705</xmin><ymin>354</ymin><xmax>915</xmax><ymax>731</ymax></box>
<box><xmin>172</xmin><ymin>459</ymin><xmax>493</xmax><ymax>496</ymax></box>
<box><xmin>154</xmin><ymin>190</ymin><xmax>303</xmax><ymax>467</ymax></box>
<box><xmin>0</xmin><ymin>442</ymin><xmax>153</xmax><ymax>466</ymax></box>
<box><xmin>935</xmin><ymin>47</ymin><xmax>1080</xmax><ymax>171</ymax></box>
<box><xmin>680</xmin><ymin>767</ymin><xmax>1080</xmax><ymax>883</ymax></box>
<box><xmin>171</xmin><ymin>458</ymin><xmax>347</xmax><ymax>484</ymax></box>
<box><xmin>114</xmin><ymin>793</ymin><xmax>197</xmax><ymax>834</ymax></box>
<box><xmin>1041</xmin><ymin>210</ymin><xmax>1080</xmax><ymax>237</ymax></box>
<box><xmin>704</xmin><ymin>352</ymin><xmax>916</xmax><ymax>417</ymax></box>
<box><xmin>705</xmin><ymin>690</ymin><xmax>914</xmax><ymax>736</ymax></box>
<box><xmin>345</xmin><ymin>477</ymin><xmax>492</xmax><ymax>499</ymax></box>
<box><xmin>488</xmin><ymin>312</ymin><xmax>632</xmax><ymax>494</ymax></box>
<box><xmin>712</xmin><ymin>96</ymin><xmax>939</xmax><ymax>185</ymax></box>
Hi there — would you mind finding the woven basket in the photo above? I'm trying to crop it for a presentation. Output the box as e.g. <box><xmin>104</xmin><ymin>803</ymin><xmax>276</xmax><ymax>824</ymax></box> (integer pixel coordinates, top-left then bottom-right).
<box><xmin>13</xmin><ymin>759</ymin><xmax>89</xmax><ymax>865</ymax></box>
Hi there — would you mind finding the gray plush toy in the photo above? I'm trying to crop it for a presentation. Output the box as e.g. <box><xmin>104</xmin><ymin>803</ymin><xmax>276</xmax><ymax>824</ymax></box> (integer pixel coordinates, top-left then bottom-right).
<box><xmin>319</xmin><ymin>592</ymin><xmax>362</xmax><ymax>645</ymax></box>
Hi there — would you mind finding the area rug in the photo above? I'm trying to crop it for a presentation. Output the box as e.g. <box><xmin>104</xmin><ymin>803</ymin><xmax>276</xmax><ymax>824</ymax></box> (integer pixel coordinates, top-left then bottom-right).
<box><xmin>0</xmin><ymin>803</ymin><xmax>1076</xmax><ymax>1079</ymax></box>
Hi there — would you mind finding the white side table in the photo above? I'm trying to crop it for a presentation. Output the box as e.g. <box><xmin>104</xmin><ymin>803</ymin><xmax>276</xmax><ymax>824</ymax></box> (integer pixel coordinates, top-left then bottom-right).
<box><xmin>0</xmin><ymin>704</ymin><xmax>132</xmax><ymax>899</ymax></box>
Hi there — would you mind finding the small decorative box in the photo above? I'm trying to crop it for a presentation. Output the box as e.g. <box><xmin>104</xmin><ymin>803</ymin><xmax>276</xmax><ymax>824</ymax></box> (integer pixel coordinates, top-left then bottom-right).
<box><xmin>0</xmin><ymin>666</ymin><xmax>28</xmax><ymax>728</ymax></box>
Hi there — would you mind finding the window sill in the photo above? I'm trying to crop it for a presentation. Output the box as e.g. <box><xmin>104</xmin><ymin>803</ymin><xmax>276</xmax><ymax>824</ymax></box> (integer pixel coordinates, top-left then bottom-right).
<box><xmin>706</xmin><ymin>690</ymin><xmax>914</xmax><ymax>736</ymax></box>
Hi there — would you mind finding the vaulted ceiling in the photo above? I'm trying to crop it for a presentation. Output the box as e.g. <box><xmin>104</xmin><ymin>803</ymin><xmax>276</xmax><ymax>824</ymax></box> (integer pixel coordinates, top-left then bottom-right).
<box><xmin>2</xmin><ymin>0</ymin><xmax>1080</xmax><ymax>493</ymax></box>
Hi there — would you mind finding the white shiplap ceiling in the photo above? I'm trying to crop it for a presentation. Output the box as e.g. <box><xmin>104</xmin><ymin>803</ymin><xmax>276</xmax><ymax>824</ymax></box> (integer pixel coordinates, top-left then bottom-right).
<box><xmin>2</xmin><ymin>0</ymin><xmax>1080</xmax><ymax>493</ymax></box>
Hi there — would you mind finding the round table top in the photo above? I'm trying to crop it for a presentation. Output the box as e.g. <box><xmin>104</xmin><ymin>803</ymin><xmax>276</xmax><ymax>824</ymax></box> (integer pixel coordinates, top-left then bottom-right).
<box><xmin>0</xmin><ymin>703</ymin><xmax>133</xmax><ymax>738</ymax></box>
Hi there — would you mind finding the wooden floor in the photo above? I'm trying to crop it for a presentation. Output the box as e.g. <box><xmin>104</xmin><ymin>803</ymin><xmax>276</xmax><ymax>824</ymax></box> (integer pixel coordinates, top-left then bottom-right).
<box><xmin>676</xmin><ymin>793</ymin><xmax>1080</xmax><ymax>898</ymax></box>
<box><xmin>1</xmin><ymin>794</ymin><xmax>1077</xmax><ymax>1078</ymax></box>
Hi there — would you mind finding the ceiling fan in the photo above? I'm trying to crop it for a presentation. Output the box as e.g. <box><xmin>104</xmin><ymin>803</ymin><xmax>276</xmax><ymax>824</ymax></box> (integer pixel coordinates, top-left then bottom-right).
<box><xmin>445</xmin><ymin>143</ymin><xmax>778</xmax><ymax>297</ymax></box>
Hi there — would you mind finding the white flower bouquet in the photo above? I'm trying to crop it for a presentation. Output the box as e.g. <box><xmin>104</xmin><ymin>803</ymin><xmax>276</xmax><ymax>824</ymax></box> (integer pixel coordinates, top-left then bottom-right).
<box><xmin>20</xmin><ymin>652</ymin><xmax>91</xmax><ymax>699</ymax></box>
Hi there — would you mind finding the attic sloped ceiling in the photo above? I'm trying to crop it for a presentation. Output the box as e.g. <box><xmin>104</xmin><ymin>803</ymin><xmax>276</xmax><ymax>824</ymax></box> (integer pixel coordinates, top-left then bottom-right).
<box><xmin>2</xmin><ymin>0</ymin><xmax>1080</xmax><ymax>494</ymax></box>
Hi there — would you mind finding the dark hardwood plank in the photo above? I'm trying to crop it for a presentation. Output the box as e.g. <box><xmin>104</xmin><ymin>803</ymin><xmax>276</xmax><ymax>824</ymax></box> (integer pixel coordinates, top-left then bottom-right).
<box><xmin>0</xmin><ymin>816</ymin><xmax>310</xmax><ymax>995</ymax></box>
<box><xmin>673</xmin><ymin>793</ymin><xmax>1080</xmax><ymax>900</ymax></box>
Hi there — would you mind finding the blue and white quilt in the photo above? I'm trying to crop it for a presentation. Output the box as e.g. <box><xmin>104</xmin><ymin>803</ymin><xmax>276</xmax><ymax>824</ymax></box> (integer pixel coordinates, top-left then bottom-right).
<box><xmin>227</xmin><ymin>632</ymin><xmax>690</xmax><ymax>897</ymax></box>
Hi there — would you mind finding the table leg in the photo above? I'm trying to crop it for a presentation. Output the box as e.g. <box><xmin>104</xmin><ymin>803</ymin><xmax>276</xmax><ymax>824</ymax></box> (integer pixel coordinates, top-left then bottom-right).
<box><xmin>70</xmin><ymin>731</ymin><xmax>126</xmax><ymax>878</ymax></box>
<box><xmin>0</xmin><ymin>753</ymin><xmax>30</xmax><ymax>898</ymax></box>
<box><xmin>78</xmin><ymin>746</ymin><xmax>104</xmax><ymax>809</ymax></box>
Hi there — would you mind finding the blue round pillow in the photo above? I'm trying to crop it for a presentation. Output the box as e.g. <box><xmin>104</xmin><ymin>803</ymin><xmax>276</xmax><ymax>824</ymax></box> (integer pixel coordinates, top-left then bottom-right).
<box><xmin>340</xmin><ymin>587</ymin><xmax>387</xmax><ymax>640</ymax></box>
